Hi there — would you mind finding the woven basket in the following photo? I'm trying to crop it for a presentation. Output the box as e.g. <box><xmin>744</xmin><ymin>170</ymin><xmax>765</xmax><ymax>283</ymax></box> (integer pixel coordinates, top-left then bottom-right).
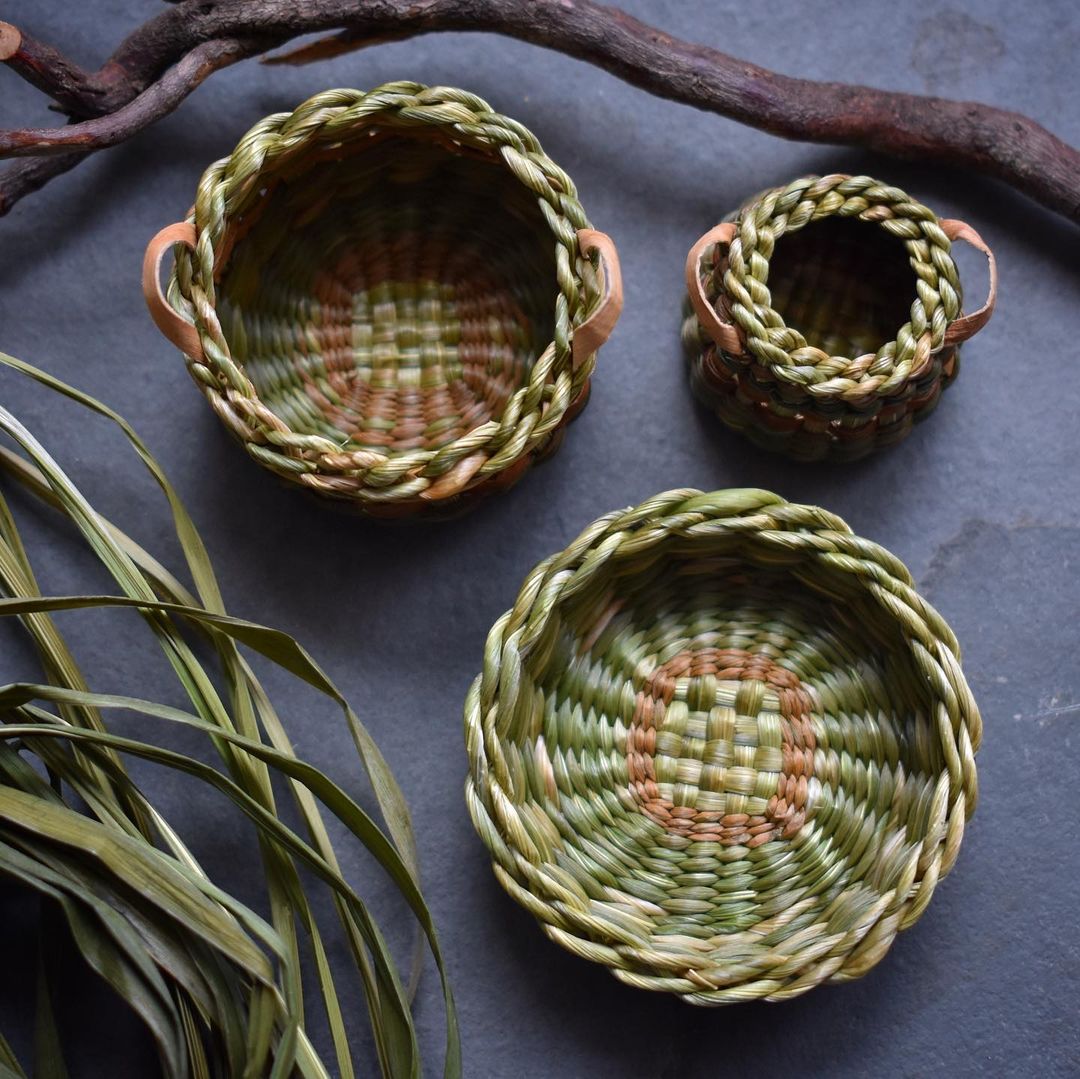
<box><xmin>465</xmin><ymin>488</ymin><xmax>980</xmax><ymax>1003</ymax></box>
<box><xmin>143</xmin><ymin>83</ymin><xmax>622</xmax><ymax>517</ymax></box>
<box><xmin>683</xmin><ymin>175</ymin><xmax>996</xmax><ymax>461</ymax></box>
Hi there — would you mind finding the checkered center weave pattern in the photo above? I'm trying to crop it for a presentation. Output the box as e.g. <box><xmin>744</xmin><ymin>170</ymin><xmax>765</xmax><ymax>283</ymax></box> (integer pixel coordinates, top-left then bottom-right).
<box><xmin>217</xmin><ymin>169</ymin><xmax>551</xmax><ymax>456</ymax></box>
<box><xmin>627</xmin><ymin>649</ymin><xmax>816</xmax><ymax>846</ymax></box>
<box><xmin>465</xmin><ymin>489</ymin><xmax>981</xmax><ymax>1003</ymax></box>
<box><xmin>164</xmin><ymin>83</ymin><xmax>608</xmax><ymax>513</ymax></box>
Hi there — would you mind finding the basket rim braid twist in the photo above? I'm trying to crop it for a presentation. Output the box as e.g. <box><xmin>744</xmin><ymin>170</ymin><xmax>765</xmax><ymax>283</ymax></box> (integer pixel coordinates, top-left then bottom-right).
<box><xmin>464</xmin><ymin>488</ymin><xmax>981</xmax><ymax>1003</ymax></box>
<box><xmin>143</xmin><ymin>82</ymin><xmax>622</xmax><ymax>516</ymax></box>
<box><xmin>683</xmin><ymin>174</ymin><xmax>996</xmax><ymax>460</ymax></box>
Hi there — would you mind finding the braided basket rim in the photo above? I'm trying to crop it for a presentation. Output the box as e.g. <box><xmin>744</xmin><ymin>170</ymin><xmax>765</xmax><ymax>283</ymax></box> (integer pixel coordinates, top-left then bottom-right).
<box><xmin>464</xmin><ymin>488</ymin><xmax>981</xmax><ymax>1003</ymax></box>
<box><xmin>699</xmin><ymin>174</ymin><xmax>964</xmax><ymax>402</ymax></box>
<box><xmin>164</xmin><ymin>82</ymin><xmax>606</xmax><ymax>505</ymax></box>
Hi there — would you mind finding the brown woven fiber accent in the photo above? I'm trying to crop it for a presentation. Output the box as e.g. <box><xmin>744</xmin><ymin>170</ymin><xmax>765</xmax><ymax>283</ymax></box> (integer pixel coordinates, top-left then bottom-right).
<box><xmin>683</xmin><ymin>174</ymin><xmax>995</xmax><ymax>461</ymax></box>
<box><xmin>146</xmin><ymin>83</ymin><xmax>621</xmax><ymax>517</ymax></box>
<box><xmin>627</xmin><ymin>649</ymin><xmax>816</xmax><ymax>845</ymax></box>
<box><xmin>465</xmin><ymin>489</ymin><xmax>981</xmax><ymax>1004</ymax></box>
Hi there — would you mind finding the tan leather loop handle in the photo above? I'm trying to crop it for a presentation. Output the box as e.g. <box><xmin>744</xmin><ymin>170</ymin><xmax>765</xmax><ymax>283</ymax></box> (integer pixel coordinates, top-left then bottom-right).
<box><xmin>142</xmin><ymin>222</ymin><xmax>204</xmax><ymax>360</ymax></box>
<box><xmin>940</xmin><ymin>219</ymin><xmax>997</xmax><ymax>347</ymax></box>
<box><xmin>685</xmin><ymin>222</ymin><xmax>743</xmax><ymax>354</ymax></box>
<box><xmin>573</xmin><ymin>228</ymin><xmax>623</xmax><ymax>370</ymax></box>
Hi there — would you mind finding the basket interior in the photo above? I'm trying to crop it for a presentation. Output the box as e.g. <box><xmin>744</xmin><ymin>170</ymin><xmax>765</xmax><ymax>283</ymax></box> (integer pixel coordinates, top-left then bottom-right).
<box><xmin>510</xmin><ymin>536</ymin><xmax>944</xmax><ymax>939</ymax></box>
<box><xmin>764</xmin><ymin>217</ymin><xmax>916</xmax><ymax>358</ymax></box>
<box><xmin>215</xmin><ymin>133</ymin><xmax>558</xmax><ymax>456</ymax></box>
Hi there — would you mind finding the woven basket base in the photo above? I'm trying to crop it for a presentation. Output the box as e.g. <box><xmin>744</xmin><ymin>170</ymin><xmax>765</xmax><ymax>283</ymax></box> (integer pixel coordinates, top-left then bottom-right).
<box><xmin>686</xmin><ymin>199</ymin><xmax>965</xmax><ymax>461</ymax></box>
<box><xmin>684</xmin><ymin>314</ymin><xmax>960</xmax><ymax>462</ymax></box>
<box><xmin>217</xmin><ymin>145</ymin><xmax>558</xmax><ymax>461</ymax></box>
<box><xmin>466</xmin><ymin>490</ymin><xmax>980</xmax><ymax>1001</ymax></box>
<box><xmin>765</xmin><ymin>216</ymin><xmax>915</xmax><ymax>359</ymax></box>
<box><xmin>471</xmin><ymin>558</ymin><xmax>954</xmax><ymax>995</ymax></box>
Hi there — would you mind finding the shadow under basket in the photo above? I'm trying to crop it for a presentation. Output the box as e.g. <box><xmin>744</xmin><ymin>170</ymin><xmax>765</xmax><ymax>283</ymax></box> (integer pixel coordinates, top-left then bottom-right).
<box><xmin>464</xmin><ymin>488</ymin><xmax>981</xmax><ymax>1003</ymax></box>
<box><xmin>144</xmin><ymin>83</ymin><xmax>622</xmax><ymax>518</ymax></box>
<box><xmin>683</xmin><ymin>174</ymin><xmax>997</xmax><ymax>462</ymax></box>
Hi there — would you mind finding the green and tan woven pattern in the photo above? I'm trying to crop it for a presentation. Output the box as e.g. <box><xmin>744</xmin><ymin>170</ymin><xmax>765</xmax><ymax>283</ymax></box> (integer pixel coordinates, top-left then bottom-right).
<box><xmin>161</xmin><ymin>83</ymin><xmax>612</xmax><ymax>515</ymax></box>
<box><xmin>465</xmin><ymin>489</ymin><xmax>980</xmax><ymax>1003</ymax></box>
<box><xmin>683</xmin><ymin>174</ymin><xmax>989</xmax><ymax>461</ymax></box>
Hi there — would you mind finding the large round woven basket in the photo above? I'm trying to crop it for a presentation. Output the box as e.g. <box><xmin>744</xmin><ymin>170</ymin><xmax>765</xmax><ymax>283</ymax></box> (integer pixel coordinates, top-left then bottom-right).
<box><xmin>465</xmin><ymin>489</ymin><xmax>980</xmax><ymax>1003</ymax></box>
<box><xmin>683</xmin><ymin>174</ymin><xmax>996</xmax><ymax>461</ymax></box>
<box><xmin>143</xmin><ymin>83</ymin><xmax>621</xmax><ymax>517</ymax></box>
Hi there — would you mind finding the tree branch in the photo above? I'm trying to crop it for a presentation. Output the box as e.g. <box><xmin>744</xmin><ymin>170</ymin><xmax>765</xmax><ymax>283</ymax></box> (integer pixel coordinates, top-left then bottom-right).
<box><xmin>0</xmin><ymin>22</ymin><xmax>110</xmax><ymax>117</ymax></box>
<box><xmin>0</xmin><ymin>154</ymin><xmax>89</xmax><ymax>216</ymax></box>
<box><xmin>1</xmin><ymin>0</ymin><xmax>1077</xmax><ymax>224</ymax></box>
<box><xmin>0</xmin><ymin>38</ymin><xmax>267</xmax><ymax>157</ymax></box>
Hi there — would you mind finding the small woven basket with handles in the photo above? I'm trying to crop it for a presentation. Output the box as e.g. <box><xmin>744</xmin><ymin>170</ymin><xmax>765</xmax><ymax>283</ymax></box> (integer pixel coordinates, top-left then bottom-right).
<box><xmin>683</xmin><ymin>174</ymin><xmax>996</xmax><ymax>461</ymax></box>
<box><xmin>144</xmin><ymin>83</ymin><xmax>622</xmax><ymax>517</ymax></box>
<box><xmin>465</xmin><ymin>488</ymin><xmax>980</xmax><ymax>1003</ymax></box>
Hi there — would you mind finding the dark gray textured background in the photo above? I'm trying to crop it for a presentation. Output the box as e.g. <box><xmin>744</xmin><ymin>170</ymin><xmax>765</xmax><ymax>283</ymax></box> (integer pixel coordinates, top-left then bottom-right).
<box><xmin>0</xmin><ymin>2</ymin><xmax>1078</xmax><ymax>1076</ymax></box>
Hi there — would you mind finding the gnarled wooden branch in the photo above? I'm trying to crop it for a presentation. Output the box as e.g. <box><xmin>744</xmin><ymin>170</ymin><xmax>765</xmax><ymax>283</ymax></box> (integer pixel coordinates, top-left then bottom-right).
<box><xmin>1</xmin><ymin>0</ymin><xmax>1078</xmax><ymax>224</ymax></box>
<box><xmin>0</xmin><ymin>37</ymin><xmax>266</xmax><ymax>157</ymax></box>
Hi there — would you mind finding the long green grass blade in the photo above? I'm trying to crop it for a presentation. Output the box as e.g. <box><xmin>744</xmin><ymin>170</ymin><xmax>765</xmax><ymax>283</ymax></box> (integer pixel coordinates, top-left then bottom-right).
<box><xmin>0</xmin><ymin>351</ymin><xmax>460</xmax><ymax>1076</ymax></box>
<box><xmin>0</xmin><ymin>351</ymin><xmax>420</xmax><ymax>875</ymax></box>
<box><xmin>0</xmin><ymin>1032</ymin><xmax>27</xmax><ymax>1079</ymax></box>
<box><xmin>33</xmin><ymin>938</ymin><xmax>69</xmax><ymax>1079</ymax></box>
<box><xmin>0</xmin><ymin>701</ymin><xmax>431</xmax><ymax>1076</ymax></box>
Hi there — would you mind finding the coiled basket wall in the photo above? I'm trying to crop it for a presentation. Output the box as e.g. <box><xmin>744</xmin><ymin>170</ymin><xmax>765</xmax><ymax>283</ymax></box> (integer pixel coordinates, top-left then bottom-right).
<box><xmin>465</xmin><ymin>489</ymin><xmax>980</xmax><ymax>1003</ymax></box>
<box><xmin>144</xmin><ymin>83</ymin><xmax>622</xmax><ymax>517</ymax></box>
<box><xmin>683</xmin><ymin>175</ymin><xmax>996</xmax><ymax>461</ymax></box>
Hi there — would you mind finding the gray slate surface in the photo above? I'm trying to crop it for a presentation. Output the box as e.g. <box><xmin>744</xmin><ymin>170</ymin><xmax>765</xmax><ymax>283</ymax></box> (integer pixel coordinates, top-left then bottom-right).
<box><xmin>0</xmin><ymin>2</ymin><xmax>1077</xmax><ymax>1076</ymax></box>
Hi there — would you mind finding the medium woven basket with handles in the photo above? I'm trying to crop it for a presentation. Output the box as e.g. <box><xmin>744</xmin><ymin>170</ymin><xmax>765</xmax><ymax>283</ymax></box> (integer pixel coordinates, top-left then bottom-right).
<box><xmin>143</xmin><ymin>83</ymin><xmax>622</xmax><ymax>517</ymax></box>
<box><xmin>465</xmin><ymin>489</ymin><xmax>980</xmax><ymax>1003</ymax></box>
<box><xmin>683</xmin><ymin>174</ymin><xmax>996</xmax><ymax>461</ymax></box>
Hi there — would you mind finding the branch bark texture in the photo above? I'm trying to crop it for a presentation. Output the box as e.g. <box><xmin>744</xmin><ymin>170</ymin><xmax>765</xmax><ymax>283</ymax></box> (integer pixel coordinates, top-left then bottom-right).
<box><xmin>0</xmin><ymin>0</ymin><xmax>1076</xmax><ymax>224</ymax></box>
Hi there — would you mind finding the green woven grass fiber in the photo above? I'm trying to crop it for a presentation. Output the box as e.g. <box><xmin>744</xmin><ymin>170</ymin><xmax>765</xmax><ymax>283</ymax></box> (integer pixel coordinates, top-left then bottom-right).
<box><xmin>218</xmin><ymin>152</ymin><xmax>556</xmax><ymax>454</ymax></box>
<box><xmin>465</xmin><ymin>489</ymin><xmax>980</xmax><ymax>1004</ymax></box>
<box><xmin>764</xmin><ymin>217</ymin><xmax>917</xmax><ymax>360</ymax></box>
<box><xmin>164</xmin><ymin>83</ymin><xmax>607</xmax><ymax>511</ymax></box>
<box><xmin>711</xmin><ymin>174</ymin><xmax>963</xmax><ymax>393</ymax></box>
<box><xmin>683</xmin><ymin>174</ymin><xmax>970</xmax><ymax>462</ymax></box>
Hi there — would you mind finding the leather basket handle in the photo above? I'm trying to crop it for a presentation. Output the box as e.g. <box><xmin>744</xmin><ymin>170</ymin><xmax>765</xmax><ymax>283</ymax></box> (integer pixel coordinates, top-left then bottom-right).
<box><xmin>572</xmin><ymin>229</ymin><xmax>623</xmax><ymax>370</ymax></box>
<box><xmin>142</xmin><ymin>222</ymin><xmax>204</xmax><ymax>360</ymax></box>
<box><xmin>685</xmin><ymin>222</ymin><xmax>743</xmax><ymax>355</ymax></box>
<box><xmin>940</xmin><ymin>218</ymin><xmax>997</xmax><ymax>347</ymax></box>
